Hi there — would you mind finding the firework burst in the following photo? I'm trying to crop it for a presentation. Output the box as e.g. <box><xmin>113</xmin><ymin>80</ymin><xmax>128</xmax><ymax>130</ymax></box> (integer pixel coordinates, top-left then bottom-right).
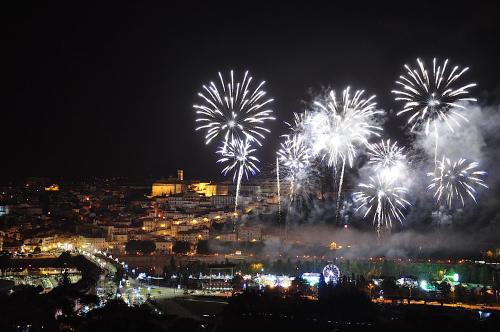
<box><xmin>194</xmin><ymin>70</ymin><xmax>275</xmax><ymax>150</ymax></box>
<box><xmin>427</xmin><ymin>157</ymin><xmax>487</xmax><ymax>208</ymax></box>
<box><xmin>392</xmin><ymin>58</ymin><xmax>476</xmax><ymax>135</ymax></box>
<box><xmin>217</xmin><ymin>138</ymin><xmax>260</xmax><ymax>210</ymax></box>
<box><xmin>285</xmin><ymin>111</ymin><xmax>311</xmax><ymax>134</ymax></box>
<box><xmin>353</xmin><ymin>175</ymin><xmax>411</xmax><ymax>230</ymax></box>
<box><xmin>312</xmin><ymin>87</ymin><xmax>382</xmax><ymax>168</ymax></box>
<box><xmin>277</xmin><ymin>134</ymin><xmax>311</xmax><ymax>200</ymax></box>
<box><xmin>277</xmin><ymin>134</ymin><xmax>311</xmax><ymax>175</ymax></box>
<box><xmin>368</xmin><ymin>139</ymin><xmax>407</xmax><ymax>181</ymax></box>
<box><xmin>309</xmin><ymin>87</ymin><xmax>383</xmax><ymax>214</ymax></box>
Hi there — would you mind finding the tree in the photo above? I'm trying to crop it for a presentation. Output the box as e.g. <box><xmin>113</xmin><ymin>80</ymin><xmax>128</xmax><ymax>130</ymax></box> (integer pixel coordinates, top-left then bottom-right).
<box><xmin>290</xmin><ymin>276</ymin><xmax>309</xmax><ymax>296</ymax></box>
<box><xmin>272</xmin><ymin>259</ymin><xmax>284</xmax><ymax>274</ymax></box>
<box><xmin>57</xmin><ymin>251</ymin><xmax>73</xmax><ymax>266</ymax></box>
<box><xmin>454</xmin><ymin>284</ymin><xmax>467</xmax><ymax>303</ymax></box>
<box><xmin>437</xmin><ymin>281</ymin><xmax>451</xmax><ymax>303</ymax></box>
<box><xmin>59</xmin><ymin>269</ymin><xmax>71</xmax><ymax>287</ymax></box>
<box><xmin>125</xmin><ymin>240</ymin><xmax>156</xmax><ymax>255</ymax></box>
<box><xmin>170</xmin><ymin>256</ymin><xmax>177</xmax><ymax>272</ymax></box>
<box><xmin>196</xmin><ymin>240</ymin><xmax>210</xmax><ymax>254</ymax></box>
<box><xmin>172</xmin><ymin>241</ymin><xmax>191</xmax><ymax>254</ymax></box>
<box><xmin>113</xmin><ymin>265</ymin><xmax>125</xmax><ymax>287</ymax></box>
<box><xmin>317</xmin><ymin>273</ymin><xmax>330</xmax><ymax>300</ymax></box>
<box><xmin>232</xmin><ymin>274</ymin><xmax>244</xmax><ymax>292</ymax></box>
<box><xmin>80</xmin><ymin>300</ymin><xmax>168</xmax><ymax>332</ymax></box>
<box><xmin>381</xmin><ymin>278</ymin><xmax>400</xmax><ymax>298</ymax></box>
<box><xmin>0</xmin><ymin>253</ymin><xmax>12</xmax><ymax>273</ymax></box>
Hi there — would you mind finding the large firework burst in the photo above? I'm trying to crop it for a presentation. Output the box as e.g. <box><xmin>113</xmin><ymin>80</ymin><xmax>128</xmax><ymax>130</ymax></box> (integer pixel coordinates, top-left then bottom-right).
<box><xmin>309</xmin><ymin>87</ymin><xmax>382</xmax><ymax>212</ymax></box>
<box><xmin>427</xmin><ymin>157</ymin><xmax>487</xmax><ymax>208</ymax></box>
<box><xmin>194</xmin><ymin>70</ymin><xmax>275</xmax><ymax>149</ymax></box>
<box><xmin>392</xmin><ymin>58</ymin><xmax>476</xmax><ymax>135</ymax></box>
<box><xmin>353</xmin><ymin>175</ymin><xmax>411</xmax><ymax>230</ymax></box>
<box><xmin>312</xmin><ymin>87</ymin><xmax>382</xmax><ymax>168</ymax></box>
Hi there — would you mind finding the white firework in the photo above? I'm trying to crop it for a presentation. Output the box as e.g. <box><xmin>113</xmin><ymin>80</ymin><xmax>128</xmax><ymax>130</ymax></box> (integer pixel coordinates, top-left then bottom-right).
<box><xmin>312</xmin><ymin>87</ymin><xmax>382</xmax><ymax>168</ymax></box>
<box><xmin>217</xmin><ymin>138</ymin><xmax>260</xmax><ymax>210</ymax></box>
<box><xmin>194</xmin><ymin>70</ymin><xmax>275</xmax><ymax>149</ymax></box>
<box><xmin>285</xmin><ymin>111</ymin><xmax>311</xmax><ymax>134</ymax></box>
<box><xmin>353</xmin><ymin>175</ymin><xmax>411</xmax><ymax>230</ymax></box>
<box><xmin>392</xmin><ymin>58</ymin><xmax>476</xmax><ymax>135</ymax></box>
<box><xmin>277</xmin><ymin>134</ymin><xmax>311</xmax><ymax>200</ymax></box>
<box><xmin>277</xmin><ymin>134</ymin><xmax>311</xmax><ymax>175</ymax></box>
<box><xmin>368</xmin><ymin>139</ymin><xmax>407</xmax><ymax>181</ymax></box>
<box><xmin>310</xmin><ymin>87</ymin><xmax>382</xmax><ymax>209</ymax></box>
<box><xmin>427</xmin><ymin>157</ymin><xmax>487</xmax><ymax>208</ymax></box>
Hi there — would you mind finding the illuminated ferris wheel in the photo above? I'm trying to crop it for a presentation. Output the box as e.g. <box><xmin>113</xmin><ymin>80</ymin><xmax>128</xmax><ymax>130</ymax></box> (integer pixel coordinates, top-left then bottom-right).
<box><xmin>322</xmin><ymin>264</ymin><xmax>341</xmax><ymax>284</ymax></box>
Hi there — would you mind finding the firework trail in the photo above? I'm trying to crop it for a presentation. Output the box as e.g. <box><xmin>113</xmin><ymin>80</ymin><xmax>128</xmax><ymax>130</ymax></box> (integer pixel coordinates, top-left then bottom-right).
<box><xmin>277</xmin><ymin>134</ymin><xmax>311</xmax><ymax>201</ymax></box>
<box><xmin>217</xmin><ymin>138</ymin><xmax>260</xmax><ymax>210</ymax></box>
<box><xmin>194</xmin><ymin>70</ymin><xmax>275</xmax><ymax>152</ymax></box>
<box><xmin>392</xmin><ymin>58</ymin><xmax>476</xmax><ymax>165</ymax></box>
<box><xmin>276</xmin><ymin>156</ymin><xmax>281</xmax><ymax>220</ymax></box>
<box><xmin>353</xmin><ymin>175</ymin><xmax>411</xmax><ymax>235</ymax></box>
<box><xmin>427</xmin><ymin>157</ymin><xmax>487</xmax><ymax>208</ymax></box>
<box><xmin>310</xmin><ymin>87</ymin><xmax>382</xmax><ymax>215</ymax></box>
<box><xmin>367</xmin><ymin>139</ymin><xmax>407</xmax><ymax>182</ymax></box>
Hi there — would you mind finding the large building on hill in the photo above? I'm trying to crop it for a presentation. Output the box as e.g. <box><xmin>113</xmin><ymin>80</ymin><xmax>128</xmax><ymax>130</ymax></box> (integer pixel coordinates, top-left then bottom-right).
<box><xmin>151</xmin><ymin>169</ymin><xmax>231</xmax><ymax>198</ymax></box>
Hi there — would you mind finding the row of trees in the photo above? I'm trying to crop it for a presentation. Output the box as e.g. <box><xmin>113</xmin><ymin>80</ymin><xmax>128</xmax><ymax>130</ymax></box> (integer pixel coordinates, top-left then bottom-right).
<box><xmin>222</xmin><ymin>279</ymin><xmax>500</xmax><ymax>332</ymax></box>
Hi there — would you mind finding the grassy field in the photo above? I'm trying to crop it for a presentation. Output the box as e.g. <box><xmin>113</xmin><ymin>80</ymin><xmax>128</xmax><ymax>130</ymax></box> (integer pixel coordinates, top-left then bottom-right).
<box><xmin>173</xmin><ymin>296</ymin><xmax>228</xmax><ymax>316</ymax></box>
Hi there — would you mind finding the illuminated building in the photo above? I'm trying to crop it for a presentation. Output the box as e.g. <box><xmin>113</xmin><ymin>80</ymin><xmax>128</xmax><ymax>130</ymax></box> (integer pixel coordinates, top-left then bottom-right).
<box><xmin>237</xmin><ymin>224</ymin><xmax>262</xmax><ymax>242</ymax></box>
<box><xmin>79</xmin><ymin>237</ymin><xmax>107</xmax><ymax>250</ymax></box>
<box><xmin>212</xmin><ymin>232</ymin><xmax>237</xmax><ymax>241</ymax></box>
<box><xmin>191</xmin><ymin>182</ymin><xmax>214</xmax><ymax>196</ymax></box>
<box><xmin>177</xmin><ymin>228</ymin><xmax>209</xmax><ymax>243</ymax></box>
<box><xmin>191</xmin><ymin>182</ymin><xmax>229</xmax><ymax>197</ymax></box>
<box><xmin>141</xmin><ymin>218</ymin><xmax>159</xmax><ymax>232</ymax></box>
<box><xmin>154</xmin><ymin>240</ymin><xmax>173</xmax><ymax>253</ymax></box>
<box><xmin>44</xmin><ymin>184</ymin><xmax>60</xmax><ymax>191</ymax></box>
<box><xmin>152</xmin><ymin>169</ymin><xmax>186</xmax><ymax>196</ymax></box>
<box><xmin>113</xmin><ymin>234</ymin><xmax>128</xmax><ymax>243</ymax></box>
<box><xmin>210</xmin><ymin>194</ymin><xmax>235</xmax><ymax>208</ymax></box>
<box><xmin>152</xmin><ymin>180</ymin><xmax>185</xmax><ymax>197</ymax></box>
<box><xmin>151</xmin><ymin>169</ymin><xmax>230</xmax><ymax>198</ymax></box>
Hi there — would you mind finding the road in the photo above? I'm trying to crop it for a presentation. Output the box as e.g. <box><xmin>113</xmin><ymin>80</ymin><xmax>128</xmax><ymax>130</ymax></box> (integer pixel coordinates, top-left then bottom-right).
<box><xmin>373</xmin><ymin>298</ymin><xmax>500</xmax><ymax>311</ymax></box>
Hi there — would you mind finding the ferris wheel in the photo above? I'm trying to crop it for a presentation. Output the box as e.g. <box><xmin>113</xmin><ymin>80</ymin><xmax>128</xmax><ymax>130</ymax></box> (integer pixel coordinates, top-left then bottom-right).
<box><xmin>322</xmin><ymin>264</ymin><xmax>340</xmax><ymax>284</ymax></box>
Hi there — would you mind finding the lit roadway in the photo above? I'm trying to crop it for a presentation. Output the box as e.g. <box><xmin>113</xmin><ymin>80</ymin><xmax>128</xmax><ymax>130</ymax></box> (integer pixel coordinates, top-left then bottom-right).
<box><xmin>373</xmin><ymin>298</ymin><xmax>500</xmax><ymax>311</ymax></box>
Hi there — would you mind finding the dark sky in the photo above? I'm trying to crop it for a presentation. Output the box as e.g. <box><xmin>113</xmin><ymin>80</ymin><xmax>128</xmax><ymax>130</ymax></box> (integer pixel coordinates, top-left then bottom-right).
<box><xmin>4</xmin><ymin>1</ymin><xmax>500</xmax><ymax>181</ymax></box>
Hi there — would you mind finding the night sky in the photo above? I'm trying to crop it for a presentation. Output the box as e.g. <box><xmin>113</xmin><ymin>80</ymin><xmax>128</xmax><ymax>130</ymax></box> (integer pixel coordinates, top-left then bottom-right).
<box><xmin>5</xmin><ymin>1</ymin><xmax>500</xmax><ymax>181</ymax></box>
